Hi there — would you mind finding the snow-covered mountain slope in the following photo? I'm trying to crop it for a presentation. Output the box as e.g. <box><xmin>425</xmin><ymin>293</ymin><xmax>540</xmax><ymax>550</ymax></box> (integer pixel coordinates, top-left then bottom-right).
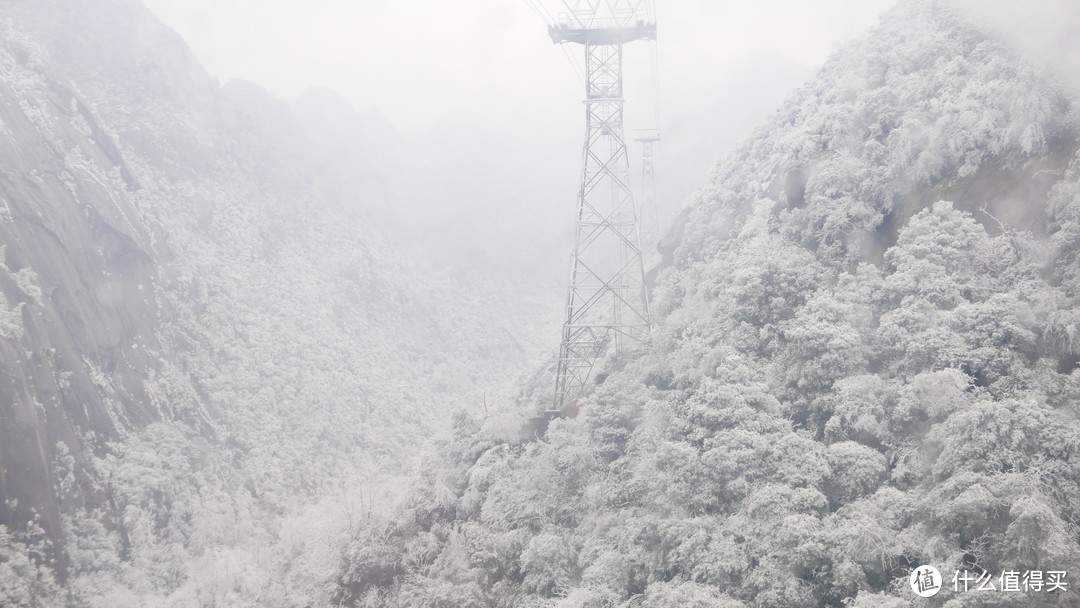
<box><xmin>0</xmin><ymin>0</ymin><xmax>558</xmax><ymax>605</ymax></box>
<box><xmin>0</xmin><ymin>15</ymin><xmax>163</xmax><ymax>585</ymax></box>
<box><xmin>335</xmin><ymin>2</ymin><xmax>1080</xmax><ymax>606</ymax></box>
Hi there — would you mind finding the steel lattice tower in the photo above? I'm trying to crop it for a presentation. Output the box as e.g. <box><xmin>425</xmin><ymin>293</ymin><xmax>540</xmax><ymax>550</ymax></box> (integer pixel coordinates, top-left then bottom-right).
<box><xmin>636</xmin><ymin>130</ymin><xmax>661</xmax><ymax>255</ymax></box>
<box><xmin>549</xmin><ymin>2</ymin><xmax>655</xmax><ymax>409</ymax></box>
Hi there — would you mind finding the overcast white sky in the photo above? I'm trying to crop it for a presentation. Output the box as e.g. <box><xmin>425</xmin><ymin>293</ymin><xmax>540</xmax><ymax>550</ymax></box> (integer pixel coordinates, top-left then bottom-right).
<box><xmin>132</xmin><ymin>0</ymin><xmax>905</xmax><ymax>276</ymax></box>
<box><xmin>140</xmin><ymin>0</ymin><xmax>897</xmax><ymax>134</ymax></box>
<box><xmin>133</xmin><ymin>0</ymin><xmax>1080</xmax><ymax>281</ymax></box>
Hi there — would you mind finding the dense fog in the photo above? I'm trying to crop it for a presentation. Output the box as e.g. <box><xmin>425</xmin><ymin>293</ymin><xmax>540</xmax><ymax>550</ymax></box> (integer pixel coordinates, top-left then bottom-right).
<box><xmin>0</xmin><ymin>1</ymin><xmax>1078</xmax><ymax>607</ymax></box>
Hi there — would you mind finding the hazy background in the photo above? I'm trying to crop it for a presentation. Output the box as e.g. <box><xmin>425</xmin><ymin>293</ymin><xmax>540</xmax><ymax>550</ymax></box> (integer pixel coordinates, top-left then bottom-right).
<box><xmin>137</xmin><ymin>0</ymin><xmax>897</xmax><ymax>277</ymax></box>
<box><xmin>134</xmin><ymin>0</ymin><xmax>1080</xmax><ymax>293</ymax></box>
<box><xmin>138</xmin><ymin>0</ymin><xmax>896</xmax><ymax>132</ymax></box>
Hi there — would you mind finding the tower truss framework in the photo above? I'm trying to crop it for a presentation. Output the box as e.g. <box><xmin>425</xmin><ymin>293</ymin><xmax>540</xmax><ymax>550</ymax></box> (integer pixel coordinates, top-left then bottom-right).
<box><xmin>550</xmin><ymin>2</ymin><xmax>655</xmax><ymax>409</ymax></box>
<box><xmin>636</xmin><ymin>130</ymin><xmax>661</xmax><ymax>255</ymax></box>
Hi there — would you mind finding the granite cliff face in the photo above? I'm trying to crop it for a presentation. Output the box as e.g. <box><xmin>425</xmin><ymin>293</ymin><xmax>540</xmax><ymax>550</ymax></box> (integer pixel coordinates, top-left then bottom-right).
<box><xmin>0</xmin><ymin>15</ymin><xmax>163</xmax><ymax>574</ymax></box>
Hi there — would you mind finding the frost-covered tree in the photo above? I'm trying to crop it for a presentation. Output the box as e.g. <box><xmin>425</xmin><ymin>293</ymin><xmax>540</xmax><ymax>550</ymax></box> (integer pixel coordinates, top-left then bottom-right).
<box><xmin>332</xmin><ymin>2</ymin><xmax>1080</xmax><ymax>607</ymax></box>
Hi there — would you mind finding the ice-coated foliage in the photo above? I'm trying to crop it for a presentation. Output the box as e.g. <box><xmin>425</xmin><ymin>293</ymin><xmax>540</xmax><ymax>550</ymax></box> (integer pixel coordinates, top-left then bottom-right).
<box><xmin>334</xmin><ymin>2</ymin><xmax>1080</xmax><ymax>607</ymax></box>
<box><xmin>0</xmin><ymin>524</ymin><xmax>60</xmax><ymax>608</ymax></box>
<box><xmin>0</xmin><ymin>0</ymin><xmax>556</xmax><ymax>606</ymax></box>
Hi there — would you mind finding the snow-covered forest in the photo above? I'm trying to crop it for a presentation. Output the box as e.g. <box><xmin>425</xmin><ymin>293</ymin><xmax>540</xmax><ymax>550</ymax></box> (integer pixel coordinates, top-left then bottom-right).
<box><xmin>0</xmin><ymin>0</ymin><xmax>561</xmax><ymax>603</ymax></box>
<box><xmin>2</xmin><ymin>0</ymin><xmax>1079</xmax><ymax>607</ymax></box>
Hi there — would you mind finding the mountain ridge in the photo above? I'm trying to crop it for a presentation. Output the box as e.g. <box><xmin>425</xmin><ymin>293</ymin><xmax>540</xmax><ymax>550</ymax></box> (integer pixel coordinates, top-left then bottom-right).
<box><xmin>331</xmin><ymin>2</ymin><xmax>1080</xmax><ymax>606</ymax></box>
<box><xmin>0</xmin><ymin>0</ymin><xmax>555</xmax><ymax>604</ymax></box>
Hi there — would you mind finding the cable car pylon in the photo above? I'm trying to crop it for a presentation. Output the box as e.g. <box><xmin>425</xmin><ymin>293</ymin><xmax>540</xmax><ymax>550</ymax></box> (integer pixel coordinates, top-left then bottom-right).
<box><xmin>547</xmin><ymin>1</ymin><xmax>656</xmax><ymax>410</ymax></box>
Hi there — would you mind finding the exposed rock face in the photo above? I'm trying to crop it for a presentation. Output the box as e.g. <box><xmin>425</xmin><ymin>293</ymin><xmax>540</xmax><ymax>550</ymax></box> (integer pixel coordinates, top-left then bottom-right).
<box><xmin>0</xmin><ymin>17</ymin><xmax>162</xmax><ymax>571</ymax></box>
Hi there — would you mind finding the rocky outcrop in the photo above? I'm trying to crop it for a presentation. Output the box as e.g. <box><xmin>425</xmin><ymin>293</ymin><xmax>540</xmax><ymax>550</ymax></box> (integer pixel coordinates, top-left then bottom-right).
<box><xmin>0</xmin><ymin>20</ymin><xmax>161</xmax><ymax>573</ymax></box>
